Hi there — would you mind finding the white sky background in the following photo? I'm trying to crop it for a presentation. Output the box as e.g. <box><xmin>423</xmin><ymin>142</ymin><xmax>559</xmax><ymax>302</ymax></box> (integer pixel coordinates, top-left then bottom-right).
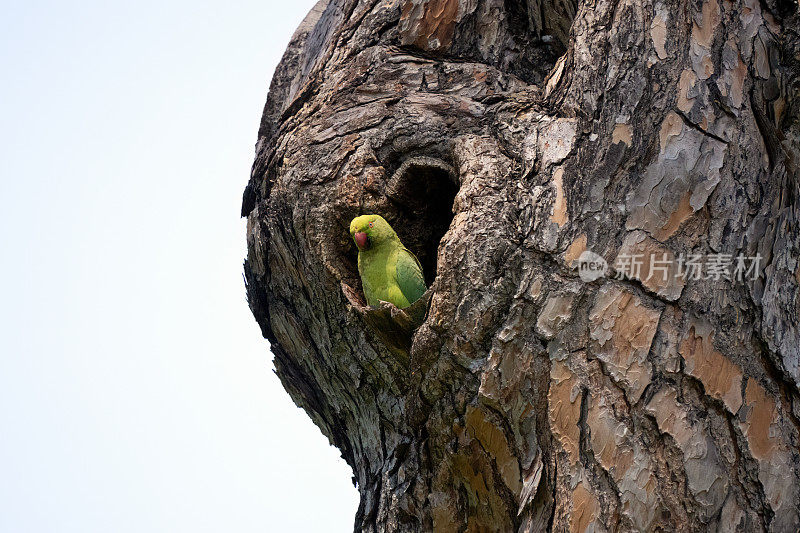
<box><xmin>0</xmin><ymin>1</ymin><xmax>359</xmax><ymax>531</ymax></box>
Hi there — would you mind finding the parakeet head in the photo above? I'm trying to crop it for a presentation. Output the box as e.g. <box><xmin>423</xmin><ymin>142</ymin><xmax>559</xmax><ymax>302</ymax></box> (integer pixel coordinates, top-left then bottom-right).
<box><xmin>349</xmin><ymin>214</ymin><xmax>397</xmax><ymax>251</ymax></box>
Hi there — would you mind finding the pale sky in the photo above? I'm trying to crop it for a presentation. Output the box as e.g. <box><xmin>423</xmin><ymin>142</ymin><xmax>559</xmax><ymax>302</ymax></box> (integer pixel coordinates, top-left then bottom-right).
<box><xmin>0</xmin><ymin>1</ymin><xmax>359</xmax><ymax>531</ymax></box>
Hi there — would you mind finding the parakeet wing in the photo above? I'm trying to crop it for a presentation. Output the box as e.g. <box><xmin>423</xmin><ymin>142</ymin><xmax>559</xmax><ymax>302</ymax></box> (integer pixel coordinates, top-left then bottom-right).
<box><xmin>395</xmin><ymin>247</ymin><xmax>426</xmax><ymax>305</ymax></box>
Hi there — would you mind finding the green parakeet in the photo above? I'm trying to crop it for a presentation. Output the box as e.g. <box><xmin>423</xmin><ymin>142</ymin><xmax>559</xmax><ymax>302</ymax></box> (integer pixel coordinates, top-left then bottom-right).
<box><xmin>349</xmin><ymin>214</ymin><xmax>427</xmax><ymax>309</ymax></box>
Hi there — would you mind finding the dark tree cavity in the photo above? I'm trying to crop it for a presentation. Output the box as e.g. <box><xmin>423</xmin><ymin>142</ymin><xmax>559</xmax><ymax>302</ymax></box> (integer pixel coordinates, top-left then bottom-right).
<box><xmin>243</xmin><ymin>0</ymin><xmax>800</xmax><ymax>530</ymax></box>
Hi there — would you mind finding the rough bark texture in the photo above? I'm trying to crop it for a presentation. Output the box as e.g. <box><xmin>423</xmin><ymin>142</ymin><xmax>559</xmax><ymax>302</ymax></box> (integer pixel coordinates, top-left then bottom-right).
<box><xmin>242</xmin><ymin>0</ymin><xmax>800</xmax><ymax>530</ymax></box>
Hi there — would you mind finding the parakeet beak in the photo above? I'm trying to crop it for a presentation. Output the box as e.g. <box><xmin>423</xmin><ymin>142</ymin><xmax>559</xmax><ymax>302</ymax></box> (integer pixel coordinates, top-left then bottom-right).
<box><xmin>354</xmin><ymin>231</ymin><xmax>370</xmax><ymax>250</ymax></box>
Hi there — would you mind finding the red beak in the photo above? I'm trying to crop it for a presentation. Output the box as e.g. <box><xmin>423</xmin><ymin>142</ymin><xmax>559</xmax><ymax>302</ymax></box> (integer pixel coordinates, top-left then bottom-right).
<box><xmin>354</xmin><ymin>231</ymin><xmax>369</xmax><ymax>250</ymax></box>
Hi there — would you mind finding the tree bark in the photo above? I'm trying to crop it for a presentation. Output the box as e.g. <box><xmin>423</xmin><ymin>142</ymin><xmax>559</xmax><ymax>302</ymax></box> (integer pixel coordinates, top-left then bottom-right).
<box><xmin>242</xmin><ymin>0</ymin><xmax>800</xmax><ymax>530</ymax></box>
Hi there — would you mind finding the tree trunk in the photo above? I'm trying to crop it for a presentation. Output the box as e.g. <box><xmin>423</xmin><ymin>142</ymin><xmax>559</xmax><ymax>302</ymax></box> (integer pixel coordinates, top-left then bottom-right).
<box><xmin>242</xmin><ymin>0</ymin><xmax>800</xmax><ymax>530</ymax></box>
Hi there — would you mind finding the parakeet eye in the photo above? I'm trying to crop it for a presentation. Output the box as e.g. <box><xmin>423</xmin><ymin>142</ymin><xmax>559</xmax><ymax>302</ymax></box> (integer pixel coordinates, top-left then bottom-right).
<box><xmin>368</xmin><ymin>222</ymin><xmax>373</xmax><ymax>228</ymax></box>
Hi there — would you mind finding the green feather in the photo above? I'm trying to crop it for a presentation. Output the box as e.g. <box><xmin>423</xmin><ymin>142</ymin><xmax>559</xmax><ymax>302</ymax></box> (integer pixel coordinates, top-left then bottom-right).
<box><xmin>394</xmin><ymin>246</ymin><xmax>426</xmax><ymax>306</ymax></box>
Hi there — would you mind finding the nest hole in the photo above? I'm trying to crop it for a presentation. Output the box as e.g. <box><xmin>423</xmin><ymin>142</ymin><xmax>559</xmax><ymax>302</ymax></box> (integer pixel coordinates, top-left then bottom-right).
<box><xmin>336</xmin><ymin>156</ymin><xmax>458</xmax><ymax>313</ymax></box>
<box><xmin>385</xmin><ymin>156</ymin><xmax>458</xmax><ymax>286</ymax></box>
